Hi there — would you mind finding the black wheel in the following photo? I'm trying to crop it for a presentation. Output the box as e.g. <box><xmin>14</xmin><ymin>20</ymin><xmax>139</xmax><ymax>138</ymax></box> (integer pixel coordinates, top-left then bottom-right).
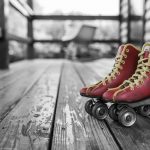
<box><xmin>137</xmin><ymin>105</ymin><xmax>150</xmax><ymax>117</ymax></box>
<box><xmin>118</xmin><ymin>106</ymin><xmax>136</xmax><ymax>127</ymax></box>
<box><xmin>109</xmin><ymin>104</ymin><xmax>118</xmax><ymax>121</ymax></box>
<box><xmin>92</xmin><ymin>102</ymin><xmax>108</xmax><ymax>120</ymax></box>
<box><xmin>85</xmin><ymin>99</ymin><xmax>94</xmax><ymax>115</ymax></box>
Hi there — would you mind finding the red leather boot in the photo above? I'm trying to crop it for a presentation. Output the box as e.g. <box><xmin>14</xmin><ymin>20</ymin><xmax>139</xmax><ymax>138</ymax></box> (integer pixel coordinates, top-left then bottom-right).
<box><xmin>80</xmin><ymin>44</ymin><xmax>141</xmax><ymax>98</ymax></box>
<box><xmin>112</xmin><ymin>43</ymin><xmax>150</xmax><ymax>103</ymax></box>
<box><xmin>103</xmin><ymin>43</ymin><xmax>150</xmax><ymax>127</ymax></box>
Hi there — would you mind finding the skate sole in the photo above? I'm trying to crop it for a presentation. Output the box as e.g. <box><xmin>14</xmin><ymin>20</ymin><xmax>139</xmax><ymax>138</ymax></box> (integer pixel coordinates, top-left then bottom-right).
<box><xmin>80</xmin><ymin>93</ymin><xmax>100</xmax><ymax>98</ymax></box>
<box><xmin>116</xmin><ymin>98</ymin><xmax>150</xmax><ymax>108</ymax></box>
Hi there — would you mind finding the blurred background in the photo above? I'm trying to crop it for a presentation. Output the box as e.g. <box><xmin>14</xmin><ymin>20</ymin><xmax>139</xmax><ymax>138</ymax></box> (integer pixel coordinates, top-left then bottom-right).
<box><xmin>0</xmin><ymin>0</ymin><xmax>148</xmax><ymax>66</ymax></box>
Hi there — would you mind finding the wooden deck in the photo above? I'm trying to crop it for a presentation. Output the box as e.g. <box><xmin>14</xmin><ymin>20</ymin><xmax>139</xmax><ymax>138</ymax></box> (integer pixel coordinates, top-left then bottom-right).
<box><xmin>0</xmin><ymin>59</ymin><xmax>150</xmax><ymax>150</ymax></box>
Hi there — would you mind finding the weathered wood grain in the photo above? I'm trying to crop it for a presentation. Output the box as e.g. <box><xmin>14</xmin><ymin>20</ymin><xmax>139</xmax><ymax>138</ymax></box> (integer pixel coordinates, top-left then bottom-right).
<box><xmin>51</xmin><ymin>62</ymin><xmax>119</xmax><ymax>150</ymax></box>
<box><xmin>0</xmin><ymin>60</ymin><xmax>63</xmax><ymax>150</ymax></box>
<box><xmin>74</xmin><ymin>61</ymin><xmax>150</xmax><ymax>150</ymax></box>
<box><xmin>0</xmin><ymin>60</ymin><xmax>62</xmax><ymax>122</ymax></box>
<box><xmin>0</xmin><ymin>60</ymin><xmax>30</xmax><ymax>78</ymax></box>
<box><xmin>0</xmin><ymin>60</ymin><xmax>46</xmax><ymax>79</ymax></box>
<box><xmin>85</xmin><ymin>58</ymin><xmax>113</xmax><ymax>78</ymax></box>
<box><xmin>0</xmin><ymin>60</ymin><xmax>48</xmax><ymax>90</ymax></box>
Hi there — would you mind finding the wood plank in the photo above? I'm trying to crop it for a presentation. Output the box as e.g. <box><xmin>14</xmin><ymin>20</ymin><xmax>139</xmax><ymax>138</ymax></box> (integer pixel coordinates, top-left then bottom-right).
<box><xmin>0</xmin><ymin>60</ymin><xmax>30</xmax><ymax>78</ymax></box>
<box><xmin>0</xmin><ymin>60</ymin><xmax>50</xmax><ymax>90</ymax></box>
<box><xmin>33</xmin><ymin>39</ymin><xmax>120</xmax><ymax>44</ymax></box>
<box><xmin>32</xmin><ymin>15</ymin><xmax>120</xmax><ymax>20</ymax></box>
<box><xmin>0</xmin><ymin>60</ymin><xmax>62</xmax><ymax>122</ymax></box>
<box><xmin>0</xmin><ymin>60</ymin><xmax>63</xmax><ymax>150</ymax></box>
<box><xmin>85</xmin><ymin>59</ymin><xmax>113</xmax><ymax>78</ymax></box>
<box><xmin>51</xmin><ymin>62</ymin><xmax>119</xmax><ymax>150</ymax></box>
<box><xmin>17</xmin><ymin>0</ymin><xmax>33</xmax><ymax>15</ymax></box>
<box><xmin>7</xmin><ymin>33</ymin><xmax>31</xmax><ymax>43</ymax></box>
<box><xmin>74</xmin><ymin>61</ymin><xmax>150</xmax><ymax>150</ymax></box>
<box><xmin>9</xmin><ymin>0</ymin><xmax>30</xmax><ymax>18</ymax></box>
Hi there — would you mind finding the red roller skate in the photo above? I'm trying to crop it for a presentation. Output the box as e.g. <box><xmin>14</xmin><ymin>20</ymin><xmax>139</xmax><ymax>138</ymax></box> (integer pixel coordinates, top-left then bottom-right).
<box><xmin>80</xmin><ymin>44</ymin><xmax>141</xmax><ymax>119</ymax></box>
<box><xmin>103</xmin><ymin>43</ymin><xmax>150</xmax><ymax>127</ymax></box>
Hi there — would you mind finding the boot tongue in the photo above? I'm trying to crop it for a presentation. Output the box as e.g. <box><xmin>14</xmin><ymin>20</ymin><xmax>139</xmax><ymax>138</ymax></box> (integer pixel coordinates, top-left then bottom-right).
<box><xmin>142</xmin><ymin>43</ymin><xmax>150</xmax><ymax>66</ymax></box>
<box><xmin>142</xmin><ymin>43</ymin><xmax>150</xmax><ymax>58</ymax></box>
<box><xmin>143</xmin><ymin>51</ymin><xmax>150</xmax><ymax>59</ymax></box>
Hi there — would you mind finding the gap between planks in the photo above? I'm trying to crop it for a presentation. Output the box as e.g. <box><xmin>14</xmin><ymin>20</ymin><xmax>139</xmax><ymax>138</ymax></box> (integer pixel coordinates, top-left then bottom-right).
<box><xmin>51</xmin><ymin>62</ymin><xmax>120</xmax><ymax>150</ymax></box>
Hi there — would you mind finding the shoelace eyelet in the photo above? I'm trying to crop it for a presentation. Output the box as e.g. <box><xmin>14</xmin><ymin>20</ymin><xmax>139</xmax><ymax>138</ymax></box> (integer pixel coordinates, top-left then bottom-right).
<box><xmin>117</xmin><ymin>72</ymin><xmax>120</xmax><ymax>75</ymax></box>
<box><xmin>124</xmin><ymin>55</ymin><xmax>127</xmax><ymax>58</ymax></box>
<box><xmin>126</xmin><ymin>49</ymin><xmax>129</xmax><ymax>53</ymax></box>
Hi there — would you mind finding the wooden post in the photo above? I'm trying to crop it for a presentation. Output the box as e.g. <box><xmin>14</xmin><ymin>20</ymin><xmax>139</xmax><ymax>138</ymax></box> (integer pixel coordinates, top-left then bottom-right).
<box><xmin>27</xmin><ymin>0</ymin><xmax>34</xmax><ymax>59</ymax></box>
<box><xmin>127</xmin><ymin>0</ymin><xmax>131</xmax><ymax>43</ymax></box>
<box><xmin>143</xmin><ymin>0</ymin><xmax>147</xmax><ymax>44</ymax></box>
<box><xmin>119</xmin><ymin>0</ymin><xmax>122</xmax><ymax>45</ymax></box>
<box><xmin>0</xmin><ymin>0</ymin><xmax>9</xmax><ymax>69</ymax></box>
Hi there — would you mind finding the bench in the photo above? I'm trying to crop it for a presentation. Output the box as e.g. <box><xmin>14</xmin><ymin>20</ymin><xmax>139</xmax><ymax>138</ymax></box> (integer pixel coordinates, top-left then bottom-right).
<box><xmin>0</xmin><ymin>59</ymin><xmax>150</xmax><ymax>150</ymax></box>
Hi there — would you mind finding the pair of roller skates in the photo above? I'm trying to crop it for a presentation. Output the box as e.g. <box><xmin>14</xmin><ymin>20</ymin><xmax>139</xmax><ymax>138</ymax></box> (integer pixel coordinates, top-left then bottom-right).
<box><xmin>80</xmin><ymin>43</ymin><xmax>150</xmax><ymax>127</ymax></box>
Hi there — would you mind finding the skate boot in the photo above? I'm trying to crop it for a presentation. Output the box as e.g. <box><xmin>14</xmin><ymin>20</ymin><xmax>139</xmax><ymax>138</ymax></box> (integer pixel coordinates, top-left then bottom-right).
<box><xmin>104</xmin><ymin>43</ymin><xmax>150</xmax><ymax>127</ymax></box>
<box><xmin>80</xmin><ymin>44</ymin><xmax>124</xmax><ymax>97</ymax></box>
<box><xmin>80</xmin><ymin>44</ymin><xmax>141</xmax><ymax>119</ymax></box>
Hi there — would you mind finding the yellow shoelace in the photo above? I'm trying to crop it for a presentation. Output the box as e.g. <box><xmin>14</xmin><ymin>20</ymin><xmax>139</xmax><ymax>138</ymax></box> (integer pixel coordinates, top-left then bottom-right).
<box><xmin>125</xmin><ymin>52</ymin><xmax>150</xmax><ymax>90</ymax></box>
<box><xmin>87</xmin><ymin>49</ymin><xmax>128</xmax><ymax>90</ymax></box>
<box><xmin>113</xmin><ymin>52</ymin><xmax>150</xmax><ymax>101</ymax></box>
<box><xmin>116</xmin><ymin>52</ymin><xmax>149</xmax><ymax>91</ymax></box>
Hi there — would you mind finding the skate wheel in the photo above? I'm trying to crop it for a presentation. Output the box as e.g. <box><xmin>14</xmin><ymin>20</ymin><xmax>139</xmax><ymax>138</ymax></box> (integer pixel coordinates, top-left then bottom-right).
<box><xmin>92</xmin><ymin>102</ymin><xmax>108</xmax><ymax>120</ymax></box>
<box><xmin>118</xmin><ymin>107</ymin><xmax>136</xmax><ymax>127</ymax></box>
<box><xmin>85</xmin><ymin>99</ymin><xmax>93</xmax><ymax>115</ymax></box>
<box><xmin>109</xmin><ymin>104</ymin><xmax>118</xmax><ymax>121</ymax></box>
<box><xmin>137</xmin><ymin>105</ymin><xmax>150</xmax><ymax>117</ymax></box>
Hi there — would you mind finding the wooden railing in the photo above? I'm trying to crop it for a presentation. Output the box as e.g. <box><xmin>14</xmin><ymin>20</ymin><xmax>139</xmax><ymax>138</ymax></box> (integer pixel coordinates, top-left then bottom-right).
<box><xmin>32</xmin><ymin>15</ymin><xmax>120</xmax><ymax>20</ymax></box>
<box><xmin>0</xmin><ymin>0</ymin><xmax>147</xmax><ymax>69</ymax></box>
<box><xmin>0</xmin><ymin>0</ymin><xmax>34</xmax><ymax>69</ymax></box>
